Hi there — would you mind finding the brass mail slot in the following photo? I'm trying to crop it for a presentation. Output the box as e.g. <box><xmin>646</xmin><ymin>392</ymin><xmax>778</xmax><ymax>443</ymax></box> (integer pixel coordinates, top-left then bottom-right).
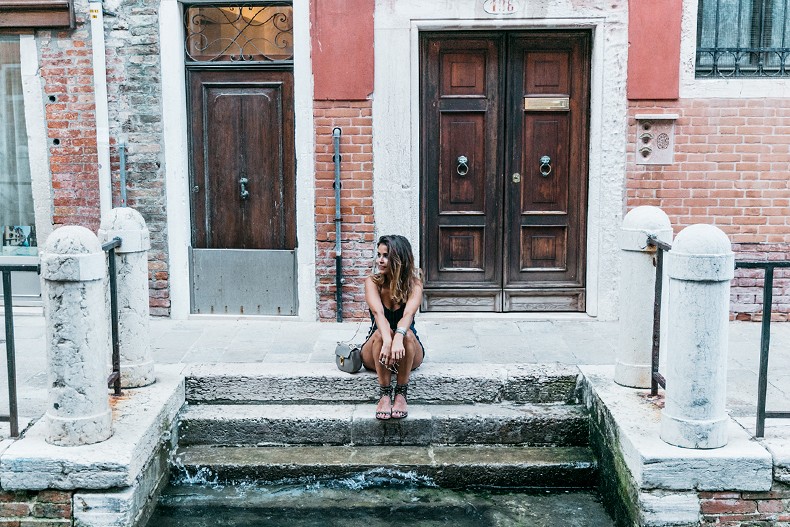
<box><xmin>524</xmin><ymin>97</ymin><xmax>570</xmax><ymax>111</ymax></box>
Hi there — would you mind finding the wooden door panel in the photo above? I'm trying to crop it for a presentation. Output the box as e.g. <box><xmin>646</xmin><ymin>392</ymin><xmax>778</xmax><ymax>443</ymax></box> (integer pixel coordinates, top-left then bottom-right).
<box><xmin>440</xmin><ymin>113</ymin><xmax>486</xmax><ymax>212</ymax></box>
<box><xmin>439</xmin><ymin>226</ymin><xmax>486</xmax><ymax>271</ymax></box>
<box><xmin>524</xmin><ymin>52</ymin><xmax>570</xmax><ymax>94</ymax></box>
<box><xmin>440</xmin><ymin>52</ymin><xmax>488</xmax><ymax>96</ymax></box>
<box><xmin>520</xmin><ymin>226</ymin><xmax>567</xmax><ymax>270</ymax></box>
<box><xmin>522</xmin><ymin>115</ymin><xmax>569</xmax><ymax>211</ymax></box>
<box><xmin>189</xmin><ymin>70</ymin><xmax>295</xmax><ymax>251</ymax></box>
<box><xmin>422</xmin><ymin>34</ymin><xmax>502</xmax><ymax>297</ymax></box>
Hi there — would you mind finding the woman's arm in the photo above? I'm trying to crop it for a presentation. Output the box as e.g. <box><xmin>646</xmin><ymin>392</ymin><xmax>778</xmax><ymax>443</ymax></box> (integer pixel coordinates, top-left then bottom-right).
<box><xmin>365</xmin><ymin>276</ymin><xmax>394</xmax><ymax>364</ymax></box>
<box><xmin>390</xmin><ymin>279</ymin><xmax>423</xmax><ymax>361</ymax></box>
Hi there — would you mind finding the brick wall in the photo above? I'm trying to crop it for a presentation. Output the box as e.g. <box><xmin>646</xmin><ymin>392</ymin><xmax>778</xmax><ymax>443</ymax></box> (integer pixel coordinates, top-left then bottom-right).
<box><xmin>700</xmin><ymin>483</ymin><xmax>790</xmax><ymax>525</ymax></box>
<box><xmin>38</xmin><ymin>0</ymin><xmax>170</xmax><ymax>315</ymax></box>
<box><xmin>626</xmin><ymin>99</ymin><xmax>790</xmax><ymax>320</ymax></box>
<box><xmin>0</xmin><ymin>489</ymin><xmax>73</xmax><ymax>525</ymax></box>
<box><xmin>103</xmin><ymin>0</ymin><xmax>168</xmax><ymax>316</ymax></box>
<box><xmin>39</xmin><ymin>4</ymin><xmax>100</xmax><ymax>231</ymax></box>
<box><xmin>314</xmin><ymin>101</ymin><xmax>375</xmax><ymax>321</ymax></box>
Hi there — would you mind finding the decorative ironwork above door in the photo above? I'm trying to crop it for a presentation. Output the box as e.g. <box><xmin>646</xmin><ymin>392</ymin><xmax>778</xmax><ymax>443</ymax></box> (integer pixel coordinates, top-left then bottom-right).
<box><xmin>184</xmin><ymin>3</ymin><xmax>293</xmax><ymax>63</ymax></box>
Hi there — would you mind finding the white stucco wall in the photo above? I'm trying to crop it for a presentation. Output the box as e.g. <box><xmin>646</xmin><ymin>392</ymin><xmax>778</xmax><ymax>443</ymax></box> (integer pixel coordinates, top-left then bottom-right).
<box><xmin>373</xmin><ymin>0</ymin><xmax>629</xmax><ymax>319</ymax></box>
<box><xmin>160</xmin><ymin>0</ymin><xmax>316</xmax><ymax>320</ymax></box>
<box><xmin>20</xmin><ymin>34</ymin><xmax>53</xmax><ymax>246</ymax></box>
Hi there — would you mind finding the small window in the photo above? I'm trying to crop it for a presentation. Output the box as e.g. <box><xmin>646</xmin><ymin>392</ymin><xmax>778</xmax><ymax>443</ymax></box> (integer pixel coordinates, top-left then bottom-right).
<box><xmin>0</xmin><ymin>0</ymin><xmax>75</xmax><ymax>30</ymax></box>
<box><xmin>696</xmin><ymin>0</ymin><xmax>790</xmax><ymax>77</ymax></box>
<box><xmin>184</xmin><ymin>3</ymin><xmax>293</xmax><ymax>63</ymax></box>
<box><xmin>0</xmin><ymin>36</ymin><xmax>37</xmax><ymax>257</ymax></box>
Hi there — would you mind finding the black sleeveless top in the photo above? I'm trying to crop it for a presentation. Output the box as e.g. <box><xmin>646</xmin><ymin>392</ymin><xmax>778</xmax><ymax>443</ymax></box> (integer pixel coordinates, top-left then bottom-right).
<box><xmin>364</xmin><ymin>304</ymin><xmax>424</xmax><ymax>353</ymax></box>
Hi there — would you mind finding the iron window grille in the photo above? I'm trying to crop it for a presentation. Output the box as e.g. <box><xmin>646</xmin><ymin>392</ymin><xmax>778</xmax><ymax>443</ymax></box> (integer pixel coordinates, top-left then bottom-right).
<box><xmin>696</xmin><ymin>0</ymin><xmax>790</xmax><ymax>77</ymax></box>
<box><xmin>183</xmin><ymin>1</ymin><xmax>293</xmax><ymax>64</ymax></box>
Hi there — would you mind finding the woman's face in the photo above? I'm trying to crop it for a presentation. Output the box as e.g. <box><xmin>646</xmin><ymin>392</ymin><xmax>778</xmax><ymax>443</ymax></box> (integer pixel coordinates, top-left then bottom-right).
<box><xmin>375</xmin><ymin>243</ymin><xmax>389</xmax><ymax>275</ymax></box>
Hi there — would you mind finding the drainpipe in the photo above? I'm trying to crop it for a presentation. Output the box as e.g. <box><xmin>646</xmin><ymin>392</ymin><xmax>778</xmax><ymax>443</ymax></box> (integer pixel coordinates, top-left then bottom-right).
<box><xmin>89</xmin><ymin>0</ymin><xmax>112</xmax><ymax>218</ymax></box>
<box><xmin>333</xmin><ymin>127</ymin><xmax>343</xmax><ymax>322</ymax></box>
<box><xmin>118</xmin><ymin>138</ymin><xmax>127</xmax><ymax>207</ymax></box>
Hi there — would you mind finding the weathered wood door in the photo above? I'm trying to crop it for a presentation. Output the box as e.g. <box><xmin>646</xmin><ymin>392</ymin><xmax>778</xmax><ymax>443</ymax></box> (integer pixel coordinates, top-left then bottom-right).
<box><xmin>421</xmin><ymin>31</ymin><xmax>590</xmax><ymax>312</ymax></box>
<box><xmin>188</xmin><ymin>69</ymin><xmax>297</xmax><ymax>314</ymax></box>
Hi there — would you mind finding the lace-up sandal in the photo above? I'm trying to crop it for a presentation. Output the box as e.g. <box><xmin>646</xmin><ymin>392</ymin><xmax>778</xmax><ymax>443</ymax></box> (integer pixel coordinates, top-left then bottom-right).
<box><xmin>376</xmin><ymin>384</ymin><xmax>393</xmax><ymax>420</ymax></box>
<box><xmin>391</xmin><ymin>383</ymin><xmax>408</xmax><ymax>419</ymax></box>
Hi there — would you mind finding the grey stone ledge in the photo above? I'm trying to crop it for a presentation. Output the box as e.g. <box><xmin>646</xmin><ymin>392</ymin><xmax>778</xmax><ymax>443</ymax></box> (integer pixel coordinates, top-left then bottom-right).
<box><xmin>178</xmin><ymin>402</ymin><xmax>588</xmax><ymax>447</ymax></box>
<box><xmin>173</xmin><ymin>444</ymin><xmax>597</xmax><ymax>488</ymax></box>
<box><xmin>0</xmin><ymin>364</ymin><xmax>186</xmax><ymax>490</ymax></box>
<box><xmin>580</xmin><ymin>365</ymin><xmax>773</xmax><ymax>492</ymax></box>
<box><xmin>184</xmin><ymin>362</ymin><xmax>580</xmax><ymax>404</ymax></box>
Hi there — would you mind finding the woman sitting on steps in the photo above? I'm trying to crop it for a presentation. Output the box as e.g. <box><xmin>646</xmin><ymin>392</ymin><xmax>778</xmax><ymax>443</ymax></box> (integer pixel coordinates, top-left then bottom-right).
<box><xmin>360</xmin><ymin>235</ymin><xmax>425</xmax><ymax>420</ymax></box>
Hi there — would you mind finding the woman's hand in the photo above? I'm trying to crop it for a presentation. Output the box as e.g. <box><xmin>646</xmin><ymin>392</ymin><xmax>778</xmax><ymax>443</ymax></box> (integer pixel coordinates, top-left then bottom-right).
<box><xmin>379</xmin><ymin>340</ymin><xmax>393</xmax><ymax>366</ymax></box>
<box><xmin>390</xmin><ymin>335</ymin><xmax>405</xmax><ymax>363</ymax></box>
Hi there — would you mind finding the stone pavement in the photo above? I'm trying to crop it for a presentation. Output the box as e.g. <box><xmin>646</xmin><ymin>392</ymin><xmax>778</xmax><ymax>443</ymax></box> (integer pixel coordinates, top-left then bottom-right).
<box><xmin>1</xmin><ymin>311</ymin><xmax>789</xmax><ymax>439</ymax></box>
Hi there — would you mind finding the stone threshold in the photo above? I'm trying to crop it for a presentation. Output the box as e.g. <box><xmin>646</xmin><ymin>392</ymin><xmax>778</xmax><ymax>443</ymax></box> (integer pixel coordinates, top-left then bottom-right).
<box><xmin>0</xmin><ymin>364</ymin><xmax>186</xmax><ymax>490</ymax></box>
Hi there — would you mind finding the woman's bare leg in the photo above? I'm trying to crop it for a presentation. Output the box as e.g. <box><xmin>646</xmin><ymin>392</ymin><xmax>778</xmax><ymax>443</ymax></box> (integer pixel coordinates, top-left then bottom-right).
<box><xmin>361</xmin><ymin>331</ymin><xmax>394</xmax><ymax>418</ymax></box>
<box><xmin>391</xmin><ymin>330</ymin><xmax>423</xmax><ymax>418</ymax></box>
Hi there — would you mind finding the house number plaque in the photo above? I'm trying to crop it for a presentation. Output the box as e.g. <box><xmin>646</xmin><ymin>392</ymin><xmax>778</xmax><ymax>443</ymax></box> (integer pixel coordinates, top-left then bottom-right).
<box><xmin>483</xmin><ymin>0</ymin><xmax>519</xmax><ymax>15</ymax></box>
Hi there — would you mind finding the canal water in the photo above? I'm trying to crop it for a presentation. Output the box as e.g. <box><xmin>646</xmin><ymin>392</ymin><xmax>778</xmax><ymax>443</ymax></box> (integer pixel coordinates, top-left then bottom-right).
<box><xmin>147</xmin><ymin>469</ymin><xmax>614</xmax><ymax>526</ymax></box>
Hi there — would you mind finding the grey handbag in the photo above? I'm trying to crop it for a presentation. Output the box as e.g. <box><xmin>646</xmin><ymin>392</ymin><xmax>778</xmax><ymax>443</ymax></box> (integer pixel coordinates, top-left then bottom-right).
<box><xmin>335</xmin><ymin>342</ymin><xmax>363</xmax><ymax>373</ymax></box>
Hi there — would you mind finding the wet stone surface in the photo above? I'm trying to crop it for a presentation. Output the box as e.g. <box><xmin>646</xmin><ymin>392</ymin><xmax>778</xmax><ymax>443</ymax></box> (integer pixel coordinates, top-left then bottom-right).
<box><xmin>147</xmin><ymin>471</ymin><xmax>615</xmax><ymax>527</ymax></box>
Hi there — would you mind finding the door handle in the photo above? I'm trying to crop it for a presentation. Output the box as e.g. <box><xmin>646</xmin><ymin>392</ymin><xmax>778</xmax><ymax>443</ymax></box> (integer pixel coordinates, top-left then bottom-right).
<box><xmin>539</xmin><ymin>155</ymin><xmax>552</xmax><ymax>177</ymax></box>
<box><xmin>456</xmin><ymin>155</ymin><xmax>469</xmax><ymax>176</ymax></box>
<box><xmin>239</xmin><ymin>177</ymin><xmax>250</xmax><ymax>200</ymax></box>
<box><xmin>511</xmin><ymin>173</ymin><xmax>521</xmax><ymax>183</ymax></box>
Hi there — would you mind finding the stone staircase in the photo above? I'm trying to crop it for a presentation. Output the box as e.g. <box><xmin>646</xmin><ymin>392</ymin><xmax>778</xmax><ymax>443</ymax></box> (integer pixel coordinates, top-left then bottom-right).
<box><xmin>172</xmin><ymin>363</ymin><xmax>598</xmax><ymax>489</ymax></box>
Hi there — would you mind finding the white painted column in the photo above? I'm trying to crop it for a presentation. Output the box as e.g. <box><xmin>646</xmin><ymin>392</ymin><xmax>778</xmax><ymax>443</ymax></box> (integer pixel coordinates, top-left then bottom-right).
<box><xmin>615</xmin><ymin>206</ymin><xmax>673</xmax><ymax>388</ymax></box>
<box><xmin>660</xmin><ymin>224</ymin><xmax>734</xmax><ymax>449</ymax></box>
<box><xmin>98</xmin><ymin>208</ymin><xmax>155</xmax><ymax>388</ymax></box>
<box><xmin>41</xmin><ymin>227</ymin><xmax>112</xmax><ymax>446</ymax></box>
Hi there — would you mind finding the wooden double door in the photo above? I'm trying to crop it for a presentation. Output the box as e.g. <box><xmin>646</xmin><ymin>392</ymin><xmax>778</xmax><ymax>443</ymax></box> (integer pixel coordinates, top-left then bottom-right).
<box><xmin>420</xmin><ymin>31</ymin><xmax>591</xmax><ymax>312</ymax></box>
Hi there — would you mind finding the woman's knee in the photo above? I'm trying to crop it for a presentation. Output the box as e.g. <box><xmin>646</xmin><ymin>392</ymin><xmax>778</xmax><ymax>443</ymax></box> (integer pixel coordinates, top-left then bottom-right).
<box><xmin>404</xmin><ymin>332</ymin><xmax>420</xmax><ymax>355</ymax></box>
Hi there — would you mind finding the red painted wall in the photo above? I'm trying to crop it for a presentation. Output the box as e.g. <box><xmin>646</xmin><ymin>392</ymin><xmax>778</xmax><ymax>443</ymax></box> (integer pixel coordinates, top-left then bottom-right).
<box><xmin>311</xmin><ymin>0</ymin><xmax>374</xmax><ymax>100</ymax></box>
<box><xmin>627</xmin><ymin>0</ymin><xmax>682</xmax><ymax>100</ymax></box>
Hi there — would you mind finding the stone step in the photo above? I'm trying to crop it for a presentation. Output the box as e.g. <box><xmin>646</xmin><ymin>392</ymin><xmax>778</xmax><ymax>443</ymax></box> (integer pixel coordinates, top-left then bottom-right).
<box><xmin>173</xmin><ymin>444</ymin><xmax>597</xmax><ymax>489</ymax></box>
<box><xmin>184</xmin><ymin>363</ymin><xmax>581</xmax><ymax>405</ymax></box>
<box><xmin>178</xmin><ymin>402</ymin><xmax>589</xmax><ymax>447</ymax></box>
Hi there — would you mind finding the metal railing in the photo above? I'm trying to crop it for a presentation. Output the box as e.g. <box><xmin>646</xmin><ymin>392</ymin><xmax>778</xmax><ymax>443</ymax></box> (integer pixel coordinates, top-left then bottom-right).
<box><xmin>102</xmin><ymin>237</ymin><xmax>123</xmax><ymax>396</ymax></box>
<box><xmin>647</xmin><ymin>235</ymin><xmax>671</xmax><ymax>396</ymax></box>
<box><xmin>0</xmin><ymin>262</ymin><xmax>40</xmax><ymax>437</ymax></box>
<box><xmin>735</xmin><ymin>260</ymin><xmax>790</xmax><ymax>438</ymax></box>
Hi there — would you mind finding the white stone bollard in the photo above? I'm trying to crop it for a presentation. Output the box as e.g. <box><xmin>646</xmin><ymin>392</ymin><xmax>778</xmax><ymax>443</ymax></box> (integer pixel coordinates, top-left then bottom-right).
<box><xmin>615</xmin><ymin>206</ymin><xmax>673</xmax><ymax>388</ymax></box>
<box><xmin>660</xmin><ymin>224</ymin><xmax>734</xmax><ymax>449</ymax></box>
<box><xmin>41</xmin><ymin>226</ymin><xmax>113</xmax><ymax>446</ymax></box>
<box><xmin>98</xmin><ymin>207</ymin><xmax>155</xmax><ymax>388</ymax></box>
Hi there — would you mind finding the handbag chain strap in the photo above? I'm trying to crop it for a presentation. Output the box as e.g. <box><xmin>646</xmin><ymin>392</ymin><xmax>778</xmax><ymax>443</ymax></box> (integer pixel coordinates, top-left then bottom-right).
<box><xmin>339</xmin><ymin>322</ymin><xmax>363</xmax><ymax>345</ymax></box>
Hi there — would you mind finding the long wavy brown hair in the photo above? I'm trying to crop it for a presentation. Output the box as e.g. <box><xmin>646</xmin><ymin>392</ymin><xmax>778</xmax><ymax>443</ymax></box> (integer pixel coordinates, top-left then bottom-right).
<box><xmin>371</xmin><ymin>235</ymin><xmax>422</xmax><ymax>306</ymax></box>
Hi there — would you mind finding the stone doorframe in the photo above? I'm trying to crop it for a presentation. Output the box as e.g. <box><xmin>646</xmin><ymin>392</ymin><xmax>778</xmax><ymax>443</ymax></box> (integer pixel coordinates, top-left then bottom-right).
<box><xmin>372</xmin><ymin>1</ymin><xmax>628</xmax><ymax>320</ymax></box>
<box><xmin>158</xmin><ymin>0</ymin><xmax>316</xmax><ymax>320</ymax></box>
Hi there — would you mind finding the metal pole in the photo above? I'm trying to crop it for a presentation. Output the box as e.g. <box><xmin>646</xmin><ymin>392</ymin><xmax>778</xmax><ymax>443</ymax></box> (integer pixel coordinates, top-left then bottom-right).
<box><xmin>102</xmin><ymin>237</ymin><xmax>122</xmax><ymax>395</ymax></box>
<box><xmin>333</xmin><ymin>127</ymin><xmax>343</xmax><ymax>322</ymax></box>
<box><xmin>2</xmin><ymin>271</ymin><xmax>19</xmax><ymax>437</ymax></box>
<box><xmin>755</xmin><ymin>265</ymin><xmax>773</xmax><ymax>438</ymax></box>
<box><xmin>651</xmin><ymin>244</ymin><xmax>664</xmax><ymax>396</ymax></box>
<box><xmin>119</xmin><ymin>141</ymin><xmax>127</xmax><ymax>207</ymax></box>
